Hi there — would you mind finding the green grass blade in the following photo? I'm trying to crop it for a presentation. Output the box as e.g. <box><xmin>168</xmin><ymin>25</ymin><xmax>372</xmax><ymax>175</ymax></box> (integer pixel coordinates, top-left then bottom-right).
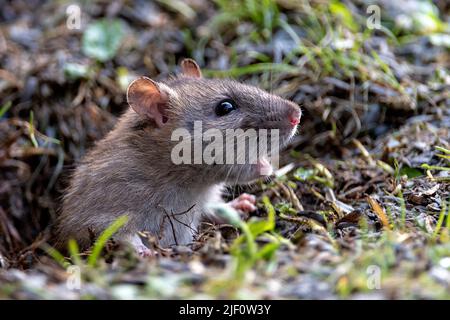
<box><xmin>432</xmin><ymin>201</ymin><xmax>447</xmax><ymax>240</ymax></box>
<box><xmin>421</xmin><ymin>164</ymin><xmax>450</xmax><ymax>171</ymax></box>
<box><xmin>262</xmin><ymin>196</ymin><xmax>275</xmax><ymax>230</ymax></box>
<box><xmin>0</xmin><ymin>101</ymin><xmax>12</xmax><ymax>118</ymax></box>
<box><xmin>87</xmin><ymin>215</ymin><xmax>128</xmax><ymax>267</ymax></box>
<box><xmin>436</xmin><ymin>146</ymin><xmax>450</xmax><ymax>154</ymax></box>
<box><xmin>68</xmin><ymin>238</ymin><xmax>82</xmax><ymax>266</ymax></box>
<box><xmin>204</xmin><ymin>62</ymin><xmax>299</xmax><ymax>78</ymax></box>
<box><xmin>42</xmin><ymin>244</ymin><xmax>70</xmax><ymax>268</ymax></box>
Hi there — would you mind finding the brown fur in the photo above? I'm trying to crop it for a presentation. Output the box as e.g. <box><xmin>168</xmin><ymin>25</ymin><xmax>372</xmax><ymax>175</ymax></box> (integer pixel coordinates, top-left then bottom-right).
<box><xmin>54</xmin><ymin>62</ymin><xmax>300</xmax><ymax>250</ymax></box>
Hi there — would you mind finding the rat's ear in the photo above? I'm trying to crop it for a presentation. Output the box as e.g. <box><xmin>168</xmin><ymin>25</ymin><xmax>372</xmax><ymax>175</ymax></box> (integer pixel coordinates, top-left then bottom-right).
<box><xmin>181</xmin><ymin>58</ymin><xmax>202</xmax><ymax>78</ymax></box>
<box><xmin>127</xmin><ymin>77</ymin><xmax>170</xmax><ymax>127</ymax></box>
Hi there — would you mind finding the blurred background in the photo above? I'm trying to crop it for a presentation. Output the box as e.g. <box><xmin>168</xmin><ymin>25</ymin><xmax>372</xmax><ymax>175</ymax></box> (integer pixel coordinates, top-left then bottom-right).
<box><xmin>0</xmin><ymin>0</ymin><xmax>449</xmax><ymax>298</ymax></box>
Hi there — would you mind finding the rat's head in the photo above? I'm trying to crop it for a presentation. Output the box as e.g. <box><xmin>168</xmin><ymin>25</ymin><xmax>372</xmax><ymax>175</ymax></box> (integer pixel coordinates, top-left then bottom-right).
<box><xmin>127</xmin><ymin>59</ymin><xmax>301</xmax><ymax>184</ymax></box>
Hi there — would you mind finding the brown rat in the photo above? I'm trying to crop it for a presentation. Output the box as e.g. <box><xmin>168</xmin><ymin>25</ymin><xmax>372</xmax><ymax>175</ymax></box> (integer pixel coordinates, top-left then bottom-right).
<box><xmin>54</xmin><ymin>59</ymin><xmax>301</xmax><ymax>256</ymax></box>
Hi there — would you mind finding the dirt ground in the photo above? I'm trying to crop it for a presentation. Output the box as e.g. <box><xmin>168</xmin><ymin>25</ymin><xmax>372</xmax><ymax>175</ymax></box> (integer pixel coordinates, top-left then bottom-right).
<box><xmin>0</xmin><ymin>0</ymin><xmax>449</xmax><ymax>299</ymax></box>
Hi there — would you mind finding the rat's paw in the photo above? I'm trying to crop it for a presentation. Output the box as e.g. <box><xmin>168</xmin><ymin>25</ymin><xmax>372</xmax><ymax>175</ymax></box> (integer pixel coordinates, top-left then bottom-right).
<box><xmin>126</xmin><ymin>234</ymin><xmax>156</xmax><ymax>258</ymax></box>
<box><xmin>228</xmin><ymin>193</ymin><xmax>257</xmax><ymax>213</ymax></box>
<box><xmin>135</xmin><ymin>244</ymin><xmax>155</xmax><ymax>258</ymax></box>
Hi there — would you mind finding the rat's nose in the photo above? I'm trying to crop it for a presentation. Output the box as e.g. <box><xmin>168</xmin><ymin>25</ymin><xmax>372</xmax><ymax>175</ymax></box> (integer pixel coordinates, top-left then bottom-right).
<box><xmin>287</xmin><ymin>103</ymin><xmax>301</xmax><ymax>127</ymax></box>
<box><xmin>289</xmin><ymin>115</ymin><xmax>300</xmax><ymax>126</ymax></box>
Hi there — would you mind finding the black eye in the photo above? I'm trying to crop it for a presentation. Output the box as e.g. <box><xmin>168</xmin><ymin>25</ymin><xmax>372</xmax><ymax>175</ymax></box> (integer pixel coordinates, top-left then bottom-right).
<box><xmin>215</xmin><ymin>99</ymin><xmax>237</xmax><ymax>116</ymax></box>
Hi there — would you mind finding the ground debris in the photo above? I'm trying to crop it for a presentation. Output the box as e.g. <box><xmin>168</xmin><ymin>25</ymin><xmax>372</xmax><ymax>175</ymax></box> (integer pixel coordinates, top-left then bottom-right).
<box><xmin>0</xmin><ymin>0</ymin><xmax>449</xmax><ymax>299</ymax></box>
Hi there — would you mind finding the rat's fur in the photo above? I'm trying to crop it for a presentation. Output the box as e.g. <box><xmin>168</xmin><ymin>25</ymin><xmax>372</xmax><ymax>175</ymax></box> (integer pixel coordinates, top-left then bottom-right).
<box><xmin>55</xmin><ymin>61</ymin><xmax>300</xmax><ymax>251</ymax></box>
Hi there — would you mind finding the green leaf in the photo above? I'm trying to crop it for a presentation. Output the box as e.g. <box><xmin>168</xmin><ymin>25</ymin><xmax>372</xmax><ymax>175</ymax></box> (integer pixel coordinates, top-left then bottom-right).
<box><xmin>248</xmin><ymin>219</ymin><xmax>272</xmax><ymax>237</ymax></box>
<box><xmin>242</xmin><ymin>197</ymin><xmax>276</xmax><ymax>241</ymax></box>
<box><xmin>255</xmin><ymin>242</ymin><xmax>280</xmax><ymax>260</ymax></box>
<box><xmin>275</xmin><ymin>202</ymin><xmax>297</xmax><ymax>215</ymax></box>
<box><xmin>82</xmin><ymin>19</ymin><xmax>125</xmax><ymax>62</ymax></box>
<box><xmin>399</xmin><ymin>166</ymin><xmax>423</xmax><ymax>178</ymax></box>
<box><xmin>329</xmin><ymin>0</ymin><xmax>358</xmax><ymax>32</ymax></box>
<box><xmin>293</xmin><ymin>167</ymin><xmax>315</xmax><ymax>181</ymax></box>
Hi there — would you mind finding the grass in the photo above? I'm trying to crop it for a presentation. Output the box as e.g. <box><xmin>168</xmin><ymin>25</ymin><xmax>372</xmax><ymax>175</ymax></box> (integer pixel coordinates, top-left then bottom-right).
<box><xmin>422</xmin><ymin>146</ymin><xmax>450</xmax><ymax>182</ymax></box>
<box><xmin>87</xmin><ymin>215</ymin><xmax>128</xmax><ymax>267</ymax></box>
<box><xmin>2</xmin><ymin>0</ymin><xmax>449</xmax><ymax>300</ymax></box>
<box><xmin>201</xmin><ymin>0</ymin><xmax>420</xmax><ymax>114</ymax></box>
<box><xmin>45</xmin><ymin>215</ymin><xmax>129</xmax><ymax>270</ymax></box>
<box><xmin>0</xmin><ymin>101</ymin><xmax>12</xmax><ymax>118</ymax></box>
<box><xmin>204</xmin><ymin>62</ymin><xmax>300</xmax><ymax>78</ymax></box>
<box><xmin>40</xmin><ymin>142</ymin><xmax>450</xmax><ymax>299</ymax></box>
<box><xmin>432</xmin><ymin>201</ymin><xmax>449</xmax><ymax>241</ymax></box>
<box><xmin>212</xmin><ymin>0</ymin><xmax>279</xmax><ymax>39</ymax></box>
<box><xmin>212</xmin><ymin>196</ymin><xmax>283</xmax><ymax>279</ymax></box>
<box><xmin>199</xmin><ymin>143</ymin><xmax>448</xmax><ymax>298</ymax></box>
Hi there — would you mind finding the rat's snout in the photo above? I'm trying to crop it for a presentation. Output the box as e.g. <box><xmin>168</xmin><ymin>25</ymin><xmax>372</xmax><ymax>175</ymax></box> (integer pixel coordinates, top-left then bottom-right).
<box><xmin>286</xmin><ymin>102</ymin><xmax>301</xmax><ymax>128</ymax></box>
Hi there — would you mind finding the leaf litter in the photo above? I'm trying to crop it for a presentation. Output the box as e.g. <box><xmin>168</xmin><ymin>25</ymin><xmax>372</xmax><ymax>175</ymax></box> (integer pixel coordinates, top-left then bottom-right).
<box><xmin>0</xmin><ymin>0</ymin><xmax>449</xmax><ymax>299</ymax></box>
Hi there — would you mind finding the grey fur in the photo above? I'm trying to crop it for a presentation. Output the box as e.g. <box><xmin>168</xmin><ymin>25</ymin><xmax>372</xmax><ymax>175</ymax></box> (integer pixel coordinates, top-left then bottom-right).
<box><xmin>55</xmin><ymin>75</ymin><xmax>300</xmax><ymax>250</ymax></box>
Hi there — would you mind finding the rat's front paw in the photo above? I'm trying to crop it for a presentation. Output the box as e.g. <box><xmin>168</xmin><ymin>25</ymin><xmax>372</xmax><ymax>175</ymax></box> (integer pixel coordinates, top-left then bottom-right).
<box><xmin>136</xmin><ymin>244</ymin><xmax>155</xmax><ymax>258</ymax></box>
<box><xmin>127</xmin><ymin>234</ymin><xmax>156</xmax><ymax>258</ymax></box>
<box><xmin>228</xmin><ymin>193</ymin><xmax>257</xmax><ymax>213</ymax></box>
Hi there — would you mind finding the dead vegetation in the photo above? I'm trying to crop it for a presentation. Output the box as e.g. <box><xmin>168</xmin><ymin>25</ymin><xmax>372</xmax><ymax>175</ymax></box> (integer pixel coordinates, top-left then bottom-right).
<box><xmin>0</xmin><ymin>0</ymin><xmax>449</xmax><ymax>299</ymax></box>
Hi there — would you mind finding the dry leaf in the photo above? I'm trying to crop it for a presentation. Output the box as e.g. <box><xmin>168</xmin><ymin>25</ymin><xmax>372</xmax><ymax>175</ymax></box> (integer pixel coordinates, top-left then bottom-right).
<box><xmin>366</xmin><ymin>196</ymin><xmax>391</xmax><ymax>229</ymax></box>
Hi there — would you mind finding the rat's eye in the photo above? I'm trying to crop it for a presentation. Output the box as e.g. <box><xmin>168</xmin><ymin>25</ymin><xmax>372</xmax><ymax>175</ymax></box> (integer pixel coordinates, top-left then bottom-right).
<box><xmin>215</xmin><ymin>99</ymin><xmax>237</xmax><ymax>116</ymax></box>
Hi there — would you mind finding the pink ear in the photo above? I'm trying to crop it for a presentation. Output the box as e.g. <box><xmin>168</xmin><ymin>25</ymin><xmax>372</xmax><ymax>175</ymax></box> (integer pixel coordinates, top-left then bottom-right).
<box><xmin>126</xmin><ymin>77</ymin><xmax>169</xmax><ymax>127</ymax></box>
<box><xmin>181</xmin><ymin>59</ymin><xmax>202</xmax><ymax>78</ymax></box>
